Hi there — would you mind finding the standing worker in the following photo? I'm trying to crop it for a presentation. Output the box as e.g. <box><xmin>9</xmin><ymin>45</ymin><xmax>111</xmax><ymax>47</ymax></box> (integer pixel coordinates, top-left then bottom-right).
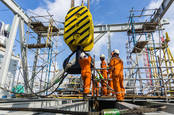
<box><xmin>109</xmin><ymin>49</ymin><xmax>125</xmax><ymax>101</ymax></box>
<box><xmin>79</xmin><ymin>52</ymin><xmax>92</xmax><ymax>99</ymax></box>
<box><xmin>100</xmin><ymin>54</ymin><xmax>108</xmax><ymax>96</ymax></box>
<box><xmin>108</xmin><ymin>52</ymin><xmax>114</xmax><ymax>96</ymax></box>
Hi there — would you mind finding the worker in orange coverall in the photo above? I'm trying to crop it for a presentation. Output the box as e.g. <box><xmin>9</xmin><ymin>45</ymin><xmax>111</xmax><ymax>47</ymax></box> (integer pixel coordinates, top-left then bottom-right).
<box><xmin>109</xmin><ymin>49</ymin><xmax>125</xmax><ymax>101</ymax></box>
<box><xmin>107</xmin><ymin>52</ymin><xmax>114</xmax><ymax>96</ymax></box>
<box><xmin>100</xmin><ymin>54</ymin><xmax>108</xmax><ymax>96</ymax></box>
<box><xmin>79</xmin><ymin>52</ymin><xmax>92</xmax><ymax>99</ymax></box>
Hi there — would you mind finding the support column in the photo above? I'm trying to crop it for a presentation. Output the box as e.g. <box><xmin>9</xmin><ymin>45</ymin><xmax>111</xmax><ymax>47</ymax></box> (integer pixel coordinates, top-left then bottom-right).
<box><xmin>0</xmin><ymin>15</ymin><xmax>20</xmax><ymax>97</ymax></box>
<box><xmin>30</xmin><ymin>35</ymin><xmax>41</xmax><ymax>91</ymax></box>
<box><xmin>19</xmin><ymin>19</ymin><xmax>29</xmax><ymax>93</ymax></box>
<box><xmin>107</xmin><ymin>29</ymin><xmax>111</xmax><ymax>62</ymax></box>
<box><xmin>71</xmin><ymin>0</ymin><xmax>74</xmax><ymax>8</ymax></box>
<box><xmin>88</xmin><ymin>0</ymin><xmax>90</xmax><ymax>10</ymax></box>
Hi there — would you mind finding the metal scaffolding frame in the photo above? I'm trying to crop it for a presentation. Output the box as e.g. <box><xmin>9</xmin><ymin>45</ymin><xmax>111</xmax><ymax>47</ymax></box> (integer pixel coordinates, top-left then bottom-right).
<box><xmin>124</xmin><ymin>7</ymin><xmax>174</xmax><ymax>102</ymax></box>
<box><xmin>0</xmin><ymin>0</ymin><xmax>174</xmax><ymax>100</ymax></box>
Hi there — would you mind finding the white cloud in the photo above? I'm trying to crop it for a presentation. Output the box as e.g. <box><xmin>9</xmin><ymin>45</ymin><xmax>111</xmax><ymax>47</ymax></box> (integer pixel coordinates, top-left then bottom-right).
<box><xmin>28</xmin><ymin>0</ymin><xmax>71</xmax><ymax>22</ymax></box>
<box><xmin>147</xmin><ymin>0</ymin><xmax>162</xmax><ymax>10</ymax></box>
<box><xmin>28</xmin><ymin>0</ymin><xmax>101</xmax><ymax>22</ymax></box>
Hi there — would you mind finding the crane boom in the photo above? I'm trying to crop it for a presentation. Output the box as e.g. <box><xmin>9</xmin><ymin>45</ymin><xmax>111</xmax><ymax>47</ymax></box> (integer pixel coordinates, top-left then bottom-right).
<box><xmin>1</xmin><ymin>0</ymin><xmax>31</xmax><ymax>24</ymax></box>
<box><xmin>151</xmin><ymin>0</ymin><xmax>174</xmax><ymax>22</ymax></box>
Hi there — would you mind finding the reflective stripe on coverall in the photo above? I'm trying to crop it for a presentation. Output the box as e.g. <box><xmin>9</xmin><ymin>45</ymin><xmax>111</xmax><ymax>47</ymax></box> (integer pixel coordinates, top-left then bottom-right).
<box><xmin>110</xmin><ymin>57</ymin><xmax>125</xmax><ymax>100</ymax></box>
<box><xmin>101</xmin><ymin>60</ymin><xmax>108</xmax><ymax>96</ymax></box>
<box><xmin>79</xmin><ymin>56</ymin><xmax>92</xmax><ymax>94</ymax></box>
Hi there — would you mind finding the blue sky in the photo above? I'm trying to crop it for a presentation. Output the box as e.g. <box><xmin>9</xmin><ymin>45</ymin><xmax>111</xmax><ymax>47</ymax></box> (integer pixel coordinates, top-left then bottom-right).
<box><xmin>0</xmin><ymin>0</ymin><xmax>152</xmax><ymax>25</ymax></box>
<box><xmin>91</xmin><ymin>0</ymin><xmax>150</xmax><ymax>24</ymax></box>
<box><xmin>1</xmin><ymin>0</ymin><xmax>173</xmax><ymax>71</ymax></box>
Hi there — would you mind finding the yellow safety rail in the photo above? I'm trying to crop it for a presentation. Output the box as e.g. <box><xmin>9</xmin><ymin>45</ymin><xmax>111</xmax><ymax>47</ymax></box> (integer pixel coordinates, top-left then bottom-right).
<box><xmin>161</xmin><ymin>32</ymin><xmax>174</xmax><ymax>95</ymax></box>
<box><xmin>46</xmin><ymin>19</ymin><xmax>53</xmax><ymax>47</ymax></box>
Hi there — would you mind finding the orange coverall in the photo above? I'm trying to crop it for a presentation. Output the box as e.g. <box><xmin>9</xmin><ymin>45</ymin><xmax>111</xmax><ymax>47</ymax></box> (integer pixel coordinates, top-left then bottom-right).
<box><xmin>110</xmin><ymin>57</ymin><xmax>125</xmax><ymax>100</ymax></box>
<box><xmin>107</xmin><ymin>52</ymin><xmax>114</xmax><ymax>96</ymax></box>
<box><xmin>79</xmin><ymin>56</ymin><xmax>92</xmax><ymax>94</ymax></box>
<box><xmin>101</xmin><ymin>60</ymin><xmax>108</xmax><ymax>96</ymax></box>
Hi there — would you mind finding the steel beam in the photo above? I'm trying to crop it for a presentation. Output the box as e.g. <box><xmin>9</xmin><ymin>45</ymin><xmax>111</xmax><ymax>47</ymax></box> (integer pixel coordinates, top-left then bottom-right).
<box><xmin>58</xmin><ymin>22</ymin><xmax>146</xmax><ymax>36</ymax></box>
<box><xmin>19</xmin><ymin>19</ymin><xmax>29</xmax><ymax>93</ymax></box>
<box><xmin>107</xmin><ymin>30</ymin><xmax>111</xmax><ymax>62</ymax></box>
<box><xmin>94</xmin><ymin>32</ymin><xmax>107</xmax><ymax>44</ymax></box>
<box><xmin>0</xmin><ymin>15</ymin><xmax>20</xmax><ymax>94</ymax></box>
<box><xmin>0</xmin><ymin>0</ymin><xmax>31</xmax><ymax>24</ymax></box>
<box><xmin>151</xmin><ymin>0</ymin><xmax>174</xmax><ymax>22</ymax></box>
<box><xmin>30</xmin><ymin>35</ymin><xmax>41</xmax><ymax>91</ymax></box>
<box><xmin>117</xmin><ymin>102</ymin><xmax>140</xmax><ymax>109</ymax></box>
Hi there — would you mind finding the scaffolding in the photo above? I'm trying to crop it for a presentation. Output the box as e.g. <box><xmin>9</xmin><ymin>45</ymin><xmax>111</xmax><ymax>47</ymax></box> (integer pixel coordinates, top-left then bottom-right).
<box><xmin>125</xmin><ymin>8</ymin><xmax>174</xmax><ymax>99</ymax></box>
<box><xmin>20</xmin><ymin>14</ymin><xmax>61</xmax><ymax>95</ymax></box>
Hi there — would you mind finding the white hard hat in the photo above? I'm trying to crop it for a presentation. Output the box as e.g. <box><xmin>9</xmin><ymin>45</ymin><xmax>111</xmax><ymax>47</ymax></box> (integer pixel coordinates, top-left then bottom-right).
<box><xmin>100</xmin><ymin>54</ymin><xmax>105</xmax><ymax>58</ymax></box>
<box><xmin>113</xmin><ymin>49</ymin><xmax>119</xmax><ymax>54</ymax></box>
<box><xmin>80</xmin><ymin>52</ymin><xmax>85</xmax><ymax>58</ymax></box>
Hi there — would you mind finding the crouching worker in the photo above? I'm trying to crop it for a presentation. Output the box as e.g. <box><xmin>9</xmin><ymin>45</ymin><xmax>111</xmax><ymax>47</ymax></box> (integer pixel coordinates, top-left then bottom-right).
<box><xmin>79</xmin><ymin>52</ymin><xmax>92</xmax><ymax>99</ymax></box>
<box><xmin>109</xmin><ymin>49</ymin><xmax>125</xmax><ymax>101</ymax></box>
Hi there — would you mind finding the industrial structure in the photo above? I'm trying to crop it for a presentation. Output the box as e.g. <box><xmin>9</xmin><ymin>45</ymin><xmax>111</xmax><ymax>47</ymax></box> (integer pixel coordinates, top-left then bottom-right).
<box><xmin>0</xmin><ymin>0</ymin><xmax>174</xmax><ymax>114</ymax></box>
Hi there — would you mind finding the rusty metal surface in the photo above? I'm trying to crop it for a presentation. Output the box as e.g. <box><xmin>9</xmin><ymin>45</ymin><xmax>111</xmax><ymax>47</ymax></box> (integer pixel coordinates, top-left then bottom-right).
<box><xmin>27</xmin><ymin>43</ymin><xmax>52</xmax><ymax>49</ymax></box>
<box><xmin>31</xmin><ymin>22</ymin><xmax>59</xmax><ymax>36</ymax></box>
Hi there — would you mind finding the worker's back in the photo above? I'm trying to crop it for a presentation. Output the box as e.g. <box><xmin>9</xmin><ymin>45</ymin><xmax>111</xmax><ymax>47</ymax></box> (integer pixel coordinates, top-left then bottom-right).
<box><xmin>110</xmin><ymin>57</ymin><xmax>123</xmax><ymax>76</ymax></box>
<box><xmin>79</xmin><ymin>55</ymin><xmax>92</xmax><ymax>96</ymax></box>
<box><xmin>79</xmin><ymin>56</ymin><xmax>91</xmax><ymax>73</ymax></box>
